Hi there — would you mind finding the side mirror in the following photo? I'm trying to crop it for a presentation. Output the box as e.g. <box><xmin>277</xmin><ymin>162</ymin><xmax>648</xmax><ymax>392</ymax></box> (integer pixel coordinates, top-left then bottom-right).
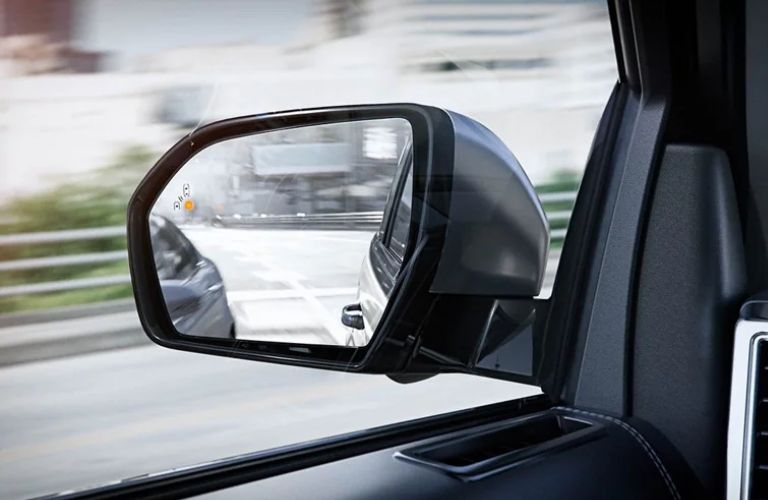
<box><xmin>127</xmin><ymin>104</ymin><xmax>549</xmax><ymax>383</ymax></box>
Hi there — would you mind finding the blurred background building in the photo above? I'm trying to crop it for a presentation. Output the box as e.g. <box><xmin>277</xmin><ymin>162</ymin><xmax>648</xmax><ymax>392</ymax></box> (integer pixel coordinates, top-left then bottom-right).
<box><xmin>0</xmin><ymin>0</ymin><xmax>615</xmax><ymax>203</ymax></box>
<box><xmin>0</xmin><ymin>5</ymin><xmax>618</xmax><ymax>493</ymax></box>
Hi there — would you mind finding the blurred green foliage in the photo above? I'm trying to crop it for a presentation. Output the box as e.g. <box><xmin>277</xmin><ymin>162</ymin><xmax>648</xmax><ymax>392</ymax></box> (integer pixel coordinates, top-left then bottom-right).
<box><xmin>535</xmin><ymin>168</ymin><xmax>581</xmax><ymax>194</ymax></box>
<box><xmin>0</xmin><ymin>146</ymin><xmax>155</xmax><ymax>313</ymax></box>
<box><xmin>0</xmin><ymin>146</ymin><xmax>153</xmax><ymax>237</ymax></box>
<box><xmin>535</xmin><ymin>168</ymin><xmax>580</xmax><ymax>249</ymax></box>
<box><xmin>0</xmin><ymin>284</ymin><xmax>134</xmax><ymax>314</ymax></box>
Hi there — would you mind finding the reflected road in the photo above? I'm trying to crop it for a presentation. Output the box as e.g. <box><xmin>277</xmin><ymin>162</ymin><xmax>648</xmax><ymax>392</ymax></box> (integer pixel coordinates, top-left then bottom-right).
<box><xmin>183</xmin><ymin>227</ymin><xmax>373</xmax><ymax>344</ymax></box>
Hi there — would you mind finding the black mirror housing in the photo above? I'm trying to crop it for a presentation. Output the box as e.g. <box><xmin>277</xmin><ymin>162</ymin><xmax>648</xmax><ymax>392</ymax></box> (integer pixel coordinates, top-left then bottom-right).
<box><xmin>127</xmin><ymin>103</ymin><xmax>549</xmax><ymax>383</ymax></box>
<box><xmin>431</xmin><ymin>111</ymin><xmax>548</xmax><ymax>297</ymax></box>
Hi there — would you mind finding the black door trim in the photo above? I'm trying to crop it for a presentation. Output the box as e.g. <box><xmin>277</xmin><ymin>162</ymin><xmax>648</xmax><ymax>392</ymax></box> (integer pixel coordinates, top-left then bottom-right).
<box><xmin>46</xmin><ymin>395</ymin><xmax>551</xmax><ymax>500</ymax></box>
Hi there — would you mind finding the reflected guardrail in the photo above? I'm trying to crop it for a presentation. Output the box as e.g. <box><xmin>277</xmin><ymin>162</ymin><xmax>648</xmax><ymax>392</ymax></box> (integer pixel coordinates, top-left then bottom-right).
<box><xmin>0</xmin><ymin>190</ymin><xmax>576</xmax><ymax>299</ymax></box>
<box><xmin>214</xmin><ymin>211</ymin><xmax>385</xmax><ymax>230</ymax></box>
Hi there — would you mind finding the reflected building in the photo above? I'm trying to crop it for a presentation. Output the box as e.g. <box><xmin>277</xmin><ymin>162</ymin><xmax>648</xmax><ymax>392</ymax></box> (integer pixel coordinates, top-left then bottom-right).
<box><xmin>221</xmin><ymin>120</ymin><xmax>411</xmax><ymax>218</ymax></box>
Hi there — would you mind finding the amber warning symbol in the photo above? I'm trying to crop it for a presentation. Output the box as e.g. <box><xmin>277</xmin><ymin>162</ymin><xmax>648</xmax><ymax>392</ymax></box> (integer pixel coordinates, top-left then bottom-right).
<box><xmin>173</xmin><ymin>183</ymin><xmax>194</xmax><ymax>212</ymax></box>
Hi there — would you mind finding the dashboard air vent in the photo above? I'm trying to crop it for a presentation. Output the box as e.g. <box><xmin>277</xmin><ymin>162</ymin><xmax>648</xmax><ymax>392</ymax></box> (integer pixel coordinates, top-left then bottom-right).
<box><xmin>751</xmin><ymin>340</ymin><xmax>768</xmax><ymax>498</ymax></box>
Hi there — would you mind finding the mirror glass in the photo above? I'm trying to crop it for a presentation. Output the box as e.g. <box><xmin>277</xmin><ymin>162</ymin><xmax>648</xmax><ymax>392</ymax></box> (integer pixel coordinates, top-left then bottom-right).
<box><xmin>150</xmin><ymin>118</ymin><xmax>413</xmax><ymax>346</ymax></box>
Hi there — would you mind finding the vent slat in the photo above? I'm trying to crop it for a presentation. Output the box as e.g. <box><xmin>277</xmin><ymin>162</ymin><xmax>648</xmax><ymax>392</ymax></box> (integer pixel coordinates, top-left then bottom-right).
<box><xmin>750</xmin><ymin>341</ymin><xmax>768</xmax><ymax>498</ymax></box>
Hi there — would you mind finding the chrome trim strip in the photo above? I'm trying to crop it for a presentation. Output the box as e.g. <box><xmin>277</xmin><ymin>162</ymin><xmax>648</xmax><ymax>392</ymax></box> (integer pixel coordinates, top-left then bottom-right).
<box><xmin>727</xmin><ymin>319</ymin><xmax>768</xmax><ymax>499</ymax></box>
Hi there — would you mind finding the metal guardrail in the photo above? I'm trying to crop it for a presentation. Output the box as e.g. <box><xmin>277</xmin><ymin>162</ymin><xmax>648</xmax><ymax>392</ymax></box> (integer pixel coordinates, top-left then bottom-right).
<box><xmin>0</xmin><ymin>250</ymin><xmax>128</xmax><ymax>272</ymax></box>
<box><xmin>0</xmin><ymin>191</ymin><xmax>577</xmax><ymax>299</ymax></box>
<box><xmin>538</xmin><ymin>191</ymin><xmax>578</xmax><ymax>204</ymax></box>
<box><xmin>0</xmin><ymin>226</ymin><xmax>125</xmax><ymax>246</ymax></box>
<box><xmin>0</xmin><ymin>275</ymin><xmax>132</xmax><ymax>298</ymax></box>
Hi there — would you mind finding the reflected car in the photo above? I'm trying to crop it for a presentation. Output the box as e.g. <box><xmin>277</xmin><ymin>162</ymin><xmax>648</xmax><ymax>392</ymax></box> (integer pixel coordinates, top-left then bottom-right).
<box><xmin>343</xmin><ymin>141</ymin><xmax>413</xmax><ymax>347</ymax></box>
<box><xmin>150</xmin><ymin>215</ymin><xmax>236</xmax><ymax>339</ymax></box>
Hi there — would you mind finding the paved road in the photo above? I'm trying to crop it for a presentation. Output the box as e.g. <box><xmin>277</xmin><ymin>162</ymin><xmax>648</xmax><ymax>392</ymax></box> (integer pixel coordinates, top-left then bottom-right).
<box><xmin>0</xmin><ymin>345</ymin><xmax>538</xmax><ymax>499</ymax></box>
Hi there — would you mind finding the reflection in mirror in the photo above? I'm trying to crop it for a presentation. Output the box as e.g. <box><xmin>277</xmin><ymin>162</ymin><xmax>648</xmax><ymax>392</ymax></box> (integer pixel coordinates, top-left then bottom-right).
<box><xmin>150</xmin><ymin>119</ymin><xmax>413</xmax><ymax>347</ymax></box>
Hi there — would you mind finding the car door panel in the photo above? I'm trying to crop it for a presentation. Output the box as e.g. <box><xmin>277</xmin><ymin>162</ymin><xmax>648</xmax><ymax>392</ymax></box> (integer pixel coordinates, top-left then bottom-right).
<box><xmin>202</xmin><ymin>409</ymin><xmax>689</xmax><ymax>500</ymax></box>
